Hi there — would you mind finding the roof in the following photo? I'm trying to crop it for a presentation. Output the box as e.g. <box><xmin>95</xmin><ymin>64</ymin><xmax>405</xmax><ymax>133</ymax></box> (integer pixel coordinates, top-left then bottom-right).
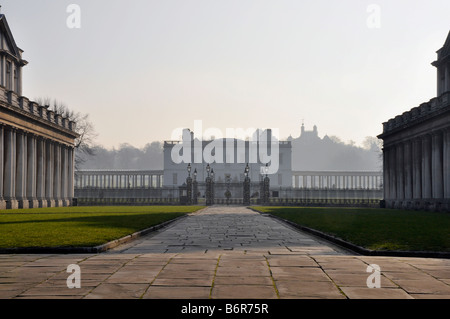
<box><xmin>0</xmin><ymin>14</ymin><xmax>28</xmax><ymax>66</ymax></box>
<box><xmin>441</xmin><ymin>30</ymin><xmax>450</xmax><ymax>57</ymax></box>
<box><xmin>433</xmin><ymin>30</ymin><xmax>450</xmax><ymax>66</ymax></box>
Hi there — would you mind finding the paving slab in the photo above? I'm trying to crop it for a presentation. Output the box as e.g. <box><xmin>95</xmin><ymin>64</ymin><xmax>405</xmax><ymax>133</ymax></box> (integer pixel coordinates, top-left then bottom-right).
<box><xmin>276</xmin><ymin>281</ymin><xmax>345</xmax><ymax>299</ymax></box>
<box><xmin>339</xmin><ymin>287</ymin><xmax>413</xmax><ymax>299</ymax></box>
<box><xmin>1</xmin><ymin>206</ymin><xmax>449</xmax><ymax>299</ymax></box>
<box><xmin>143</xmin><ymin>286</ymin><xmax>211</xmax><ymax>299</ymax></box>
<box><xmin>211</xmin><ymin>284</ymin><xmax>278</xmax><ymax>299</ymax></box>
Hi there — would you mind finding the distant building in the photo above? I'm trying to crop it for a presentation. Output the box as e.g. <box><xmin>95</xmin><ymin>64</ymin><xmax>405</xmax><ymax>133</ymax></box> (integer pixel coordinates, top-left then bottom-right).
<box><xmin>290</xmin><ymin>123</ymin><xmax>381</xmax><ymax>171</ymax></box>
<box><xmin>378</xmin><ymin>31</ymin><xmax>450</xmax><ymax>212</ymax></box>
<box><xmin>163</xmin><ymin>128</ymin><xmax>293</xmax><ymax>190</ymax></box>
<box><xmin>0</xmin><ymin>13</ymin><xmax>79</xmax><ymax>209</ymax></box>
<box><xmin>75</xmin><ymin>125</ymin><xmax>383</xmax><ymax>205</ymax></box>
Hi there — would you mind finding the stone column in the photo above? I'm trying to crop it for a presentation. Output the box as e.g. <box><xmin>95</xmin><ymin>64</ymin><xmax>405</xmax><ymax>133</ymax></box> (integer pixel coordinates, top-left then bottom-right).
<box><xmin>68</xmin><ymin>146</ymin><xmax>74</xmax><ymax>203</ymax></box>
<box><xmin>45</xmin><ymin>140</ymin><xmax>55</xmax><ymax>207</ymax></box>
<box><xmin>395</xmin><ymin>143</ymin><xmax>404</xmax><ymax>202</ymax></box>
<box><xmin>60</xmin><ymin>144</ymin><xmax>68</xmax><ymax>206</ymax></box>
<box><xmin>412</xmin><ymin>138</ymin><xmax>422</xmax><ymax>200</ymax></box>
<box><xmin>36</xmin><ymin>138</ymin><xmax>47</xmax><ymax>207</ymax></box>
<box><xmin>422</xmin><ymin>135</ymin><xmax>432</xmax><ymax>199</ymax></box>
<box><xmin>0</xmin><ymin>125</ymin><xmax>5</xmax><ymax>209</ymax></box>
<box><xmin>53</xmin><ymin>143</ymin><xmax>62</xmax><ymax>207</ymax></box>
<box><xmin>388</xmin><ymin>145</ymin><xmax>397</xmax><ymax>201</ymax></box>
<box><xmin>26</xmin><ymin>134</ymin><xmax>39</xmax><ymax>208</ymax></box>
<box><xmin>446</xmin><ymin>64</ymin><xmax>450</xmax><ymax>93</ymax></box>
<box><xmin>404</xmin><ymin>141</ymin><xmax>413</xmax><ymax>200</ymax></box>
<box><xmin>4</xmin><ymin>127</ymin><xmax>18</xmax><ymax>209</ymax></box>
<box><xmin>437</xmin><ymin>66</ymin><xmax>443</xmax><ymax>96</ymax></box>
<box><xmin>16</xmin><ymin>130</ymin><xmax>29</xmax><ymax>209</ymax></box>
<box><xmin>444</xmin><ymin>129</ymin><xmax>450</xmax><ymax>199</ymax></box>
<box><xmin>432</xmin><ymin>132</ymin><xmax>444</xmax><ymax>200</ymax></box>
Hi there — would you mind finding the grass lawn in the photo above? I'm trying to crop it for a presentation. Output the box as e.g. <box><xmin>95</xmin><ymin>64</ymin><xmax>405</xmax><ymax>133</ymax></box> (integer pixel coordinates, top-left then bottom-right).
<box><xmin>0</xmin><ymin>206</ymin><xmax>203</xmax><ymax>249</ymax></box>
<box><xmin>254</xmin><ymin>207</ymin><xmax>450</xmax><ymax>252</ymax></box>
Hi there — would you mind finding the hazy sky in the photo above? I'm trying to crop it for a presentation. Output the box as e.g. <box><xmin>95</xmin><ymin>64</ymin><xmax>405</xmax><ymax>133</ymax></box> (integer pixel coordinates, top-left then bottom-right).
<box><xmin>2</xmin><ymin>0</ymin><xmax>450</xmax><ymax>149</ymax></box>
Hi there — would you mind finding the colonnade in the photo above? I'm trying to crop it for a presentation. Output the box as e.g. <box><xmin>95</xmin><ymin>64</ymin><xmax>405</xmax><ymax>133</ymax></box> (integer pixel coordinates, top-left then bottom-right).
<box><xmin>75</xmin><ymin>170</ymin><xmax>164</xmax><ymax>189</ymax></box>
<box><xmin>0</xmin><ymin>124</ymin><xmax>75</xmax><ymax>209</ymax></box>
<box><xmin>384</xmin><ymin>129</ymin><xmax>450</xmax><ymax>208</ymax></box>
<box><xmin>292</xmin><ymin>171</ymin><xmax>383</xmax><ymax>190</ymax></box>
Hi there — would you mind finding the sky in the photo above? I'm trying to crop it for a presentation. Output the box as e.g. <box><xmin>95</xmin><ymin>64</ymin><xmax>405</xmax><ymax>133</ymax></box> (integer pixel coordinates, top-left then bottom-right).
<box><xmin>2</xmin><ymin>0</ymin><xmax>450</xmax><ymax>149</ymax></box>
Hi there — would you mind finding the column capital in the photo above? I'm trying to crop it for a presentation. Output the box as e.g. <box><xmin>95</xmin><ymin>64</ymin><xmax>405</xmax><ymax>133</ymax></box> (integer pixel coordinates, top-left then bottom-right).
<box><xmin>5</xmin><ymin>126</ymin><xmax>17</xmax><ymax>133</ymax></box>
<box><xmin>431</xmin><ymin>130</ymin><xmax>444</xmax><ymax>137</ymax></box>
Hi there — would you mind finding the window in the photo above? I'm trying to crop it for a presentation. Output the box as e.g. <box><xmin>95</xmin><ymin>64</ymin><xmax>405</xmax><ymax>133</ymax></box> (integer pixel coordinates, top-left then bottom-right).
<box><xmin>14</xmin><ymin>68</ymin><xmax>19</xmax><ymax>94</ymax></box>
<box><xmin>6</xmin><ymin>61</ymin><xmax>11</xmax><ymax>90</ymax></box>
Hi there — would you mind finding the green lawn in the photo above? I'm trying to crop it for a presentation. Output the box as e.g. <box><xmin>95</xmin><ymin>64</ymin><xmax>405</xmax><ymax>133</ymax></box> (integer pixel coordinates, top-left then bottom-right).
<box><xmin>0</xmin><ymin>206</ymin><xmax>203</xmax><ymax>249</ymax></box>
<box><xmin>254</xmin><ymin>207</ymin><xmax>450</xmax><ymax>252</ymax></box>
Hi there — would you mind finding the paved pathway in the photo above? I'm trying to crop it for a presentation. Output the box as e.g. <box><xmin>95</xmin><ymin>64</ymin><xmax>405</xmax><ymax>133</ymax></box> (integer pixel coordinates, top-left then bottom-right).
<box><xmin>110</xmin><ymin>206</ymin><xmax>347</xmax><ymax>255</ymax></box>
<box><xmin>1</xmin><ymin>207</ymin><xmax>450</xmax><ymax>299</ymax></box>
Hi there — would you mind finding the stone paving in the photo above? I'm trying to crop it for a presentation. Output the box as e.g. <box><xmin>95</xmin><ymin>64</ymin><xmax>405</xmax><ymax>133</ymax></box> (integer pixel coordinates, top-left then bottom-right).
<box><xmin>1</xmin><ymin>206</ymin><xmax>450</xmax><ymax>299</ymax></box>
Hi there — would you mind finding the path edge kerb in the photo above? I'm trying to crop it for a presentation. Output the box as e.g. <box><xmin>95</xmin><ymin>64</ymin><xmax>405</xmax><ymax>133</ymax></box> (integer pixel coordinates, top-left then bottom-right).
<box><xmin>249</xmin><ymin>207</ymin><xmax>450</xmax><ymax>259</ymax></box>
<box><xmin>0</xmin><ymin>213</ymin><xmax>193</xmax><ymax>255</ymax></box>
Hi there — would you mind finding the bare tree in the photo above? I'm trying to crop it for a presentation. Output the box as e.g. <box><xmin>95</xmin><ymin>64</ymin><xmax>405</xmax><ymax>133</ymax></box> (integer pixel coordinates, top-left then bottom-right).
<box><xmin>35</xmin><ymin>97</ymin><xmax>98</xmax><ymax>169</ymax></box>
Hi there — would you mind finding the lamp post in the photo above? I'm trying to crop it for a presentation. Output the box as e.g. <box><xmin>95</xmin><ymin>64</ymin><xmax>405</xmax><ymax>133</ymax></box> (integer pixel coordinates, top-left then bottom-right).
<box><xmin>186</xmin><ymin>164</ymin><xmax>192</xmax><ymax>205</ymax></box>
<box><xmin>206</xmin><ymin>164</ymin><xmax>213</xmax><ymax>206</ymax></box>
<box><xmin>243</xmin><ymin>163</ymin><xmax>251</xmax><ymax>206</ymax></box>
<box><xmin>211</xmin><ymin>169</ymin><xmax>215</xmax><ymax>205</ymax></box>
<box><xmin>193</xmin><ymin>168</ymin><xmax>198</xmax><ymax>205</ymax></box>
<box><xmin>225</xmin><ymin>174</ymin><xmax>231</xmax><ymax>206</ymax></box>
<box><xmin>263</xmin><ymin>163</ymin><xmax>270</xmax><ymax>205</ymax></box>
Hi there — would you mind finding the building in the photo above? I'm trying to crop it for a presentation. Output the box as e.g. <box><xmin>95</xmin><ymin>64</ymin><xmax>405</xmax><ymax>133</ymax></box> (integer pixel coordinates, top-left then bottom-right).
<box><xmin>378</xmin><ymin>31</ymin><xmax>450</xmax><ymax>212</ymax></box>
<box><xmin>74</xmin><ymin>126</ymin><xmax>383</xmax><ymax>206</ymax></box>
<box><xmin>0</xmin><ymin>13</ymin><xmax>79</xmax><ymax>209</ymax></box>
<box><xmin>163</xmin><ymin>128</ymin><xmax>293</xmax><ymax>189</ymax></box>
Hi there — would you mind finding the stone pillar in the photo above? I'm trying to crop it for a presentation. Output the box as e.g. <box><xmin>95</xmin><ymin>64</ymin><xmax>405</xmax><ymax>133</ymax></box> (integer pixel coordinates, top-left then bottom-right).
<box><xmin>404</xmin><ymin>141</ymin><xmax>413</xmax><ymax>200</ymax></box>
<box><xmin>16</xmin><ymin>130</ymin><xmax>29</xmax><ymax>209</ymax></box>
<box><xmin>437</xmin><ymin>66</ymin><xmax>443</xmax><ymax>96</ymax></box>
<box><xmin>60</xmin><ymin>144</ymin><xmax>68</xmax><ymax>206</ymax></box>
<box><xmin>432</xmin><ymin>132</ymin><xmax>444</xmax><ymax>199</ymax></box>
<box><xmin>444</xmin><ymin>129</ymin><xmax>450</xmax><ymax>199</ymax></box>
<box><xmin>388</xmin><ymin>146</ymin><xmax>397</xmax><ymax>201</ymax></box>
<box><xmin>26</xmin><ymin>134</ymin><xmax>39</xmax><ymax>208</ymax></box>
<box><xmin>442</xmin><ymin>64</ymin><xmax>450</xmax><ymax>93</ymax></box>
<box><xmin>412</xmin><ymin>138</ymin><xmax>422</xmax><ymax>200</ymax></box>
<box><xmin>36</xmin><ymin>137</ymin><xmax>47</xmax><ymax>207</ymax></box>
<box><xmin>68</xmin><ymin>146</ymin><xmax>74</xmax><ymax>202</ymax></box>
<box><xmin>4</xmin><ymin>127</ymin><xmax>18</xmax><ymax>209</ymax></box>
<box><xmin>0</xmin><ymin>125</ymin><xmax>5</xmax><ymax>209</ymax></box>
<box><xmin>53</xmin><ymin>143</ymin><xmax>62</xmax><ymax>206</ymax></box>
<box><xmin>396</xmin><ymin>143</ymin><xmax>404</xmax><ymax>202</ymax></box>
<box><xmin>422</xmin><ymin>135</ymin><xmax>432</xmax><ymax>199</ymax></box>
<box><xmin>45</xmin><ymin>140</ymin><xmax>55</xmax><ymax>207</ymax></box>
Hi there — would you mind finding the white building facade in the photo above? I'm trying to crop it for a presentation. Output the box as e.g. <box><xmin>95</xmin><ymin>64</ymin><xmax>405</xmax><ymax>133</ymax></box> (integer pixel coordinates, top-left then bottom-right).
<box><xmin>163</xmin><ymin>128</ymin><xmax>293</xmax><ymax>191</ymax></box>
